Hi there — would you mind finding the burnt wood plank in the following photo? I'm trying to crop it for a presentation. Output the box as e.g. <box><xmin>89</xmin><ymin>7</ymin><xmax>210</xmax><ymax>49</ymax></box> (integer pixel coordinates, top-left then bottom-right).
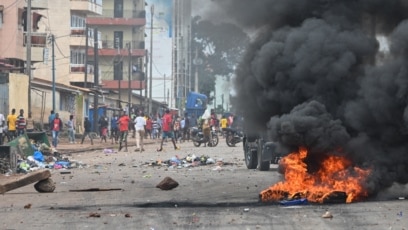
<box><xmin>0</xmin><ymin>170</ymin><xmax>51</xmax><ymax>194</ymax></box>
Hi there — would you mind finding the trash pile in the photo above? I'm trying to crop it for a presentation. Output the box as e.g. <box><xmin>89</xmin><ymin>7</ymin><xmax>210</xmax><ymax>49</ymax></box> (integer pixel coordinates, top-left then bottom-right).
<box><xmin>142</xmin><ymin>153</ymin><xmax>230</xmax><ymax>169</ymax></box>
<box><xmin>2</xmin><ymin>138</ymin><xmax>87</xmax><ymax>175</ymax></box>
<box><xmin>0</xmin><ymin>156</ymin><xmax>12</xmax><ymax>174</ymax></box>
<box><xmin>15</xmin><ymin>150</ymin><xmax>86</xmax><ymax>174</ymax></box>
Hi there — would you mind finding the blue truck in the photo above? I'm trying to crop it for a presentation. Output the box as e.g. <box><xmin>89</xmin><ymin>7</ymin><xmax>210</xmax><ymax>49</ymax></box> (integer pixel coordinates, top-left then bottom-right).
<box><xmin>185</xmin><ymin>92</ymin><xmax>208</xmax><ymax>118</ymax></box>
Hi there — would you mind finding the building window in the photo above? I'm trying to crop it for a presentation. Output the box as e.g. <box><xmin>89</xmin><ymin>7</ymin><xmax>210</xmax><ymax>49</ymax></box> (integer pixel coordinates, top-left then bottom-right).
<box><xmin>70</xmin><ymin>49</ymin><xmax>85</xmax><ymax>64</ymax></box>
<box><xmin>71</xmin><ymin>15</ymin><xmax>86</xmax><ymax>29</ymax></box>
<box><xmin>114</xmin><ymin>0</ymin><xmax>124</xmax><ymax>18</ymax></box>
<box><xmin>60</xmin><ymin>92</ymin><xmax>75</xmax><ymax>113</ymax></box>
<box><xmin>114</xmin><ymin>60</ymin><xmax>123</xmax><ymax>80</ymax></box>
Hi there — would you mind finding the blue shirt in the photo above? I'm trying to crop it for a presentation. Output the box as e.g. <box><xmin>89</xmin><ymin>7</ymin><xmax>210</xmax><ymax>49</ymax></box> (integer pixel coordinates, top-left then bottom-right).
<box><xmin>111</xmin><ymin>117</ymin><xmax>118</xmax><ymax>129</ymax></box>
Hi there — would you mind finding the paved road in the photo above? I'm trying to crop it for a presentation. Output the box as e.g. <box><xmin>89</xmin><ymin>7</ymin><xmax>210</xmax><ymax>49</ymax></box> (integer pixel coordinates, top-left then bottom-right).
<box><xmin>1</xmin><ymin>137</ymin><xmax>407</xmax><ymax>229</ymax></box>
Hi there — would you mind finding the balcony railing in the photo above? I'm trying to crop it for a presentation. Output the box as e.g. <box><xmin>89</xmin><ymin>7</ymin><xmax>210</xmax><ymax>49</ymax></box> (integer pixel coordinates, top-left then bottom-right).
<box><xmin>101</xmin><ymin>40</ymin><xmax>145</xmax><ymax>49</ymax></box>
<box><xmin>23</xmin><ymin>32</ymin><xmax>47</xmax><ymax>47</ymax></box>
<box><xmin>71</xmin><ymin>27</ymin><xmax>86</xmax><ymax>36</ymax></box>
<box><xmin>69</xmin><ymin>64</ymin><xmax>95</xmax><ymax>74</ymax></box>
<box><xmin>70</xmin><ymin>0</ymin><xmax>102</xmax><ymax>6</ymax></box>
<box><xmin>101</xmin><ymin>10</ymin><xmax>146</xmax><ymax>19</ymax></box>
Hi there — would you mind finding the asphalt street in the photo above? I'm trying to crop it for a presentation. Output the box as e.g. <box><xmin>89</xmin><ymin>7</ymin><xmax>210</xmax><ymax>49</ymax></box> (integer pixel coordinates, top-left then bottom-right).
<box><xmin>1</xmin><ymin>136</ymin><xmax>407</xmax><ymax>230</ymax></box>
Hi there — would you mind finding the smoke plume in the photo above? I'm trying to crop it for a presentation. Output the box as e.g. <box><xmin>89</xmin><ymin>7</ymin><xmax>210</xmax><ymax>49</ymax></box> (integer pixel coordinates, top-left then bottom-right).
<box><xmin>211</xmin><ymin>0</ymin><xmax>408</xmax><ymax>197</ymax></box>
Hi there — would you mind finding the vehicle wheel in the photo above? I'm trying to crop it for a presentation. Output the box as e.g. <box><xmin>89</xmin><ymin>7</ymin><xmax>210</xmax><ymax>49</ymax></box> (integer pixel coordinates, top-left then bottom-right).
<box><xmin>192</xmin><ymin>138</ymin><xmax>201</xmax><ymax>147</ymax></box>
<box><xmin>244</xmin><ymin>142</ymin><xmax>257</xmax><ymax>169</ymax></box>
<box><xmin>210</xmin><ymin>134</ymin><xmax>219</xmax><ymax>147</ymax></box>
<box><xmin>226</xmin><ymin>132</ymin><xmax>235</xmax><ymax>147</ymax></box>
<box><xmin>257</xmin><ymin>142</ymin><xmax>270</xmax><ymax>171</ymax></box>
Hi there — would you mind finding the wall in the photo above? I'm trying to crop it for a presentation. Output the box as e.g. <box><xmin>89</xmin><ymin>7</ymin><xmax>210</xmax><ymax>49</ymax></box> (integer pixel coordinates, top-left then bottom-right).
<box><xmin>8</xmin><ymin>73</ymin><xmax>28</xmax><ymax>115</ymax></box>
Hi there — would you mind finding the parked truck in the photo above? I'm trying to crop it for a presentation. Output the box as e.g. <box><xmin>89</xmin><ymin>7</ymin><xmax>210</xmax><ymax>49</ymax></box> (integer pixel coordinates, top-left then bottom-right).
<box><xmin>185</xmin><ymin>91</ymin><xmax>208</xmax><ymax>118</ymax></box>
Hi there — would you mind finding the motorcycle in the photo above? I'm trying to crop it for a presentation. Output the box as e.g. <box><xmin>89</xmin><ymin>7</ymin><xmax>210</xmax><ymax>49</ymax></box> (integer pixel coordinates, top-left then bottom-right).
<box><xmin>190</xmin><ymin>127</ymin><xmax>219</xmax><ymax>147</ymax></box>
<box><xmin>224</xmin><ymin>127</ymin><xmax>243</xmax><ymax>147</ymax></box>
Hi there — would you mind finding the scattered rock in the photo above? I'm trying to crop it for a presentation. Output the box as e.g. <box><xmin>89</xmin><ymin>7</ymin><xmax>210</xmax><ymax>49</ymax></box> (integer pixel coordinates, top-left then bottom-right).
<box><xmin>322</xmin><ymin>211</ymin><xmax>333</xmax><ymax>219</ymax></box>
<box><xmin>34</xmin><ymin>178</ymin><xmax>56</xmax><ymax>193</ymax></box>
<box><xmin>125</xmin><ymin>213</ymin><xmax>131</xmax><ymax>218</ymax></box>
<box><xmin>89</xmin><ymin>212</ymin><xmax>101</xmax><ymax>218</ymax></box>
<box><xmin>156</xmin><ymin>177</ymin><xmax>179</xmax><ymax>190</ymax></box>
<box><xmin>24</xmin><ymin>203</ymin><xmax>32</xmax><ymax>209</ymax></box>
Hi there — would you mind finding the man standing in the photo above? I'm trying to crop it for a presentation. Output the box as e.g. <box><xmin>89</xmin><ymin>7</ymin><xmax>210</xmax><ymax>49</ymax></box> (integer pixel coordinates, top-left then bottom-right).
<box><xmin>26</xmin><ymin>112</ymin><xmax>35</xmax><ymax>132</ymax></box>
<box><xmin>134</xmin><ymin>112</ymin><xmax>146</xmax><ymax>152</ymax></box>
<box><xmin>66</xmin><ymin>115</ymin><xmax>75</xmax><ymax>143</ymax></box>
<box><xmin>7</xmin><ymin>109</ymin><xmax>17</xmax><ymax>140</ymax></box>
<box><xmin>0</xmin><ymin>112</ymin><xmax>5</xmax><ymax>145</ymax></box>
<box><xmin>16</xmin><ymin>109</ymin><xmax>26</xmax><ymax>136</ymax></box>
<box><xmin>81</xmin><ymin>116</ymin><xmax>93</xmax><ymax>145</ymax></box>
<box><xmin>157</xmin><ymin>109</ymin><xmax>180</xmax><ymax>152</ymax></box>
<box><xmin>118</xmin><ymin>111</ymin><xmax>130</xmax><ymax>152</ymax></box>
<box><xmin>51</xmin><ymin>113</ymin><xmax>63</xmax><ymax>148</ymax></box>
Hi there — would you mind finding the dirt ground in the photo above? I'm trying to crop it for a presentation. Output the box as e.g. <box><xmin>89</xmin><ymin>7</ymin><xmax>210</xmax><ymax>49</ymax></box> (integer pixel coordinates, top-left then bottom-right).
<box><xmin>1</xmin><ymin>134</ymin><xmax>408</xmax><ymax>229</ymax></box>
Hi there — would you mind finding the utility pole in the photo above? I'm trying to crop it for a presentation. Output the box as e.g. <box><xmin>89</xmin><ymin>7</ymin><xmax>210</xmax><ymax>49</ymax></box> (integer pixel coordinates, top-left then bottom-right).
<box><xmin>51</xmin><ymin>34</ymin><xmax>56</xmax><ymax>112</ymax></box>
<box><xmin>144</xmin><ymin>50</ymin><xmax>148</xmax><ymax>109</ymax></box>
<box><xmin>84</xmin><ymin>25</ymin><xmax>88</xmax><ymax>88</ymax></box>
<box><xmin>194</xmin><ymin>46</ymin><xmax>199</xmax><ymax>92</ymax></box>
<box><xmin>163</xmin><ymin>74</ymin><xmax>166</xmax><ymax>104</ymax></box>
<box><xmin>148</xmin><ymin>4</ymin><xmax>154</xmax><ymax>115</ymax></box>
<box><xmin>93</xmin><ymin>27</ymin><xmax>99</xmax><ymax>132</ymax></box>
<box><xmin>115</xmin><ymin>37</ymin><xmax>121</xmax><ymax>109</ymax></box>
<box><xmin>128</xmin><ymin>42</ymin><xmax>132</xmax><ymax>111</ymax></box>
<box><xmin>27</xmin><ymin>0</ymin><xmax>32</xmax><ymax>114</ymax></box>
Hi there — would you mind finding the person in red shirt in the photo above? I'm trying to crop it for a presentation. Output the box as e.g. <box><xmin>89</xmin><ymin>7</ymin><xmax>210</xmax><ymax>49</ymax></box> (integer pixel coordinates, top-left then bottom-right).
<box><xmin>117</xmin><ymin>110</ymin><xmax>130</xmax><ymax>152</ymax></box>
<box><xmin>157</xmin><ymin>109</ymin><xmax>180</xmax><ymax>152</ymax></box>
<box><xmin>51</xmin><ymin>113</ymin><xmax>63</xmax><ymax>148</ymax></box>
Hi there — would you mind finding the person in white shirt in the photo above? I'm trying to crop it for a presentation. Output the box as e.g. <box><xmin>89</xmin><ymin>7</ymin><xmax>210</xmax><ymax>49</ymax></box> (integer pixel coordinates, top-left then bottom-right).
<box><xmin>134</xmin><ymin>112</ymin><xmax>146</xmax><ymax>152</ymax></box>
<box><xmin>0</xmin><ymin>112</ymin><xmax>5</xmax><ymax>145</ymax></box>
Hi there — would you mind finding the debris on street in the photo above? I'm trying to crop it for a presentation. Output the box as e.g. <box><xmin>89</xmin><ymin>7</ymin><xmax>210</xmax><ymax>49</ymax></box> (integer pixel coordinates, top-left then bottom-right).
<box><xmin>0</xmin><ymin>169</ymin><xmax>52</xmax><ymax>194</ymax></box>
<box><xmin>156</xmin><ymin>176</ymin><xmax>179</xmax><ymax>190</ymax></box>
<box><xmin>69</xmin><ymin>188</ymin><xmax>123</xmax><ymax>192</ymax></box>
<box><xmin>322</xmin><ymin>211</ymin><xmax>333</xmax><ymax>219</ymax></box>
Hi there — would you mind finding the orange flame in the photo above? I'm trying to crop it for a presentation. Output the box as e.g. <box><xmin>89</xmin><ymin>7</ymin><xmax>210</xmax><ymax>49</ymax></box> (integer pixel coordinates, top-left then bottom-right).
<box><xmin>260</xmin><ymin>147</ymin><xmax>371</xmax><ymax>203</ymax></box>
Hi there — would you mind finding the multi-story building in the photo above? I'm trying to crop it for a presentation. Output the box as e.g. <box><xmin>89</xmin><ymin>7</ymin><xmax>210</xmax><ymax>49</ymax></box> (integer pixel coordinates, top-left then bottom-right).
<box><xmin>86</xmin><ymin>0</ymin><xmax>147</xmax><ymax>111</ymax></box>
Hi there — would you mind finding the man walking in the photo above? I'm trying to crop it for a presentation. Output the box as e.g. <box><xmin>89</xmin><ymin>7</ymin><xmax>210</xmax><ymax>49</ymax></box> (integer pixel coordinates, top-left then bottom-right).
<box><xmin>110</xmin><ymin>114</ymin><xmax>119</xmax><ymax>144</ymax></box>
<box><xmin>157</xmin><ymin>109</ymin><xmax>180</xmax><ymax>152</ymax></box>
<box><xmin>118</xmin><ymin>111</ymin><xmax>130</xmax><ymax>152</ymax></box>
<box><xmin>81</xmin><ymin>116</ymin><xmax>93</xmax><ymax>145</ymax></box>
<box><xmin>51</xmin><ymin>113</ymin><xmax>63</xmax><ymax>148</ymax></box>
<box><xmin>134</xmin><ymin>112</ymin><xmax>146</xmax><ymax>152</ymax></box>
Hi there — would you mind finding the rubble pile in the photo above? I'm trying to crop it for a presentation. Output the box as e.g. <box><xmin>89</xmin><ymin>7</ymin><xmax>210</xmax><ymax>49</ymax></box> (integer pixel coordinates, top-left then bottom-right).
<box><xmin>142</xmin><ymin>153</ymin><xmax>230</xmax><ymax>169</ymax></box>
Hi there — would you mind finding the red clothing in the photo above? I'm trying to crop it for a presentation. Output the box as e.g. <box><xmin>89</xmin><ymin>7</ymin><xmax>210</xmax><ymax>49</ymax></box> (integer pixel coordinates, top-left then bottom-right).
<box><xmin>162</xmin><ymin>113</ymin><xmax>172</xmax><ymax>132</ymax></box>
<box><xmin>53</xmin><ymin>118</ymin><xmax>62</xmax><ymax>131</ymax></box>
<box><xmin>146</xmin><ymin>119</ymin><xmax>152</xmax><ymax>130</ymax></box>
<box><xmin>118</xmin><ymin>115</ymin><xmax>130</xmax><ymax>131</ymax></box>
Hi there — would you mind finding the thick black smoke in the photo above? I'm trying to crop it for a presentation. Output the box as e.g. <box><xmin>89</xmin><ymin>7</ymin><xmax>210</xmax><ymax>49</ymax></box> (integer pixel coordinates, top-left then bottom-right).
<box><xmin>211</xmin><ymin>0</ymin><xmax>408</xmax><ymax>196</ymax></box>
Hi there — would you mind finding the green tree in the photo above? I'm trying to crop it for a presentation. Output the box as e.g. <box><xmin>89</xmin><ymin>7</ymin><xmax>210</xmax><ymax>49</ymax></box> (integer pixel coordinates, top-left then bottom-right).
<box><xmin>191</xmin><ymin>16</ymin><xmax>249</xmax><ymax>104</ymax></box>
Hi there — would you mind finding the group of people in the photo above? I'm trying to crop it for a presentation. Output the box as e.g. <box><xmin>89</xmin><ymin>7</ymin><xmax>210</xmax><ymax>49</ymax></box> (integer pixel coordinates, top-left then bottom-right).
<box><xmin>0</xmin><ymin>108</ymin><xmax>36</xmax><ymax>145</ymax></box>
